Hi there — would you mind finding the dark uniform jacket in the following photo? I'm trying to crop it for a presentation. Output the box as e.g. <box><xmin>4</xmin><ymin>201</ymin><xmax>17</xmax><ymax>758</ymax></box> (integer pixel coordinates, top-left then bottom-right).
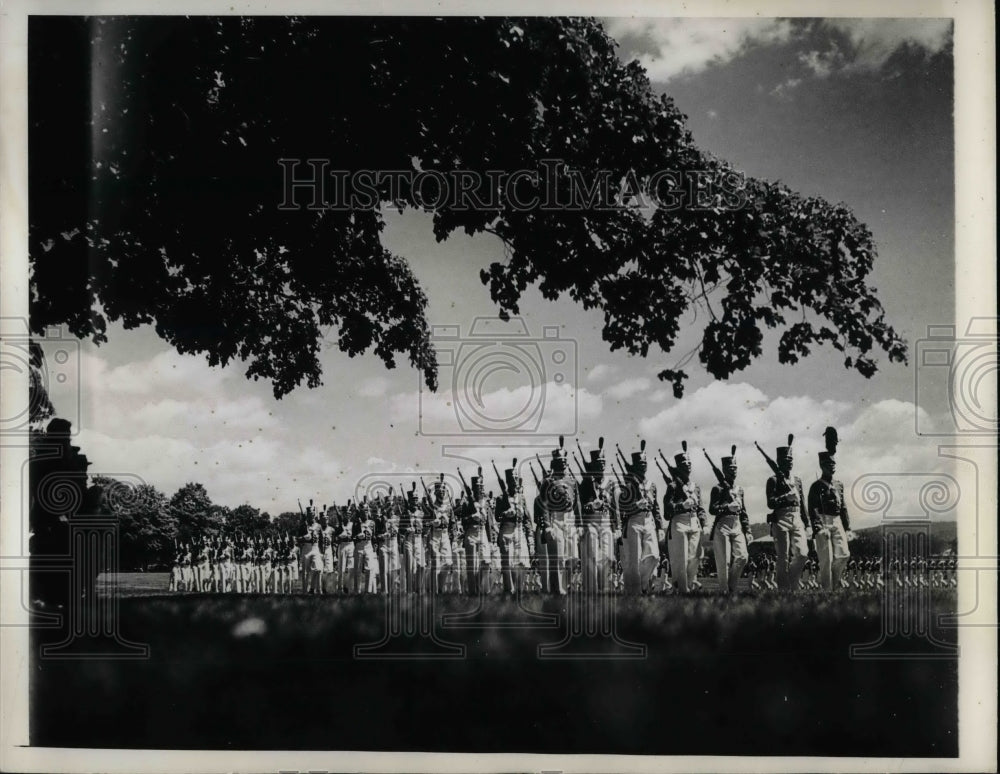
<box><xmin>807</xmin><ymin>477</ymin><xmax>851</xmax><ymax>533</ymax></box>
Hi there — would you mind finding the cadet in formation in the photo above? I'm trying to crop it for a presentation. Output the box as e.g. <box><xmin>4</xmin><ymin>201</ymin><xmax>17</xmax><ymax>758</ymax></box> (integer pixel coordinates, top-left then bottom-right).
<box><xmin>807</xmin><ymin>430</ymin><xmax>853</xmax><ymax>591</ymax></box>
<box><xmin>164</xmin><ymin>426</ymin><xmax>959</xmax><ymax>598</ymax></box>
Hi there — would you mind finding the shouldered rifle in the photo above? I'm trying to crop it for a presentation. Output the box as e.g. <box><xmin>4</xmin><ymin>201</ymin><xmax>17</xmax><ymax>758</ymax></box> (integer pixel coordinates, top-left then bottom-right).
<box><xmin>491</xmin><ymin>460</ymin><xmax>508</xmax><ymax>497</ymax></box>
<box><xmin>755</xmin><ymin>441</ymin><xmax>782</xmax><ymax>479</ymax></box>
<box><xmin>535</xmin><ymin>454</ymin><xmax>549</xmax><ymax>480</ymax></box>
<box><xmin>615</xmin><ymin>443</ymin><xmax>629</xmax><ymax>470</ymax></box>
<box><xmin>703</xmin><ymin>448</ymin><xmax>729</xmax><ymax>491</ymax></box>
<box><xmin>571</xmin><ymin>451</ymin><xmax>587</xmax><ymax>479</ymax></box>
<box><xmin>654</xmin><ymin>458</ymin><xmax>672</xmax><ymax>486</ymax></box>
<box><xmin>457</xmin><ymin>468</ymin><xmax>472</xmax><ymax>499</ymax></box>
<box><xmin>703</xmin><ymin>447</ymin><xmax>732</xmax><ymax>541</ymax></box>
<box><xmin>528</xmin><ymin>462</ymin><xmax>542</xmax><ymax>489</ymax></box>
<box><xmin>658</xmin><ymin>448</ymin><xmax>678</xmax><ymax>480</ymax></box>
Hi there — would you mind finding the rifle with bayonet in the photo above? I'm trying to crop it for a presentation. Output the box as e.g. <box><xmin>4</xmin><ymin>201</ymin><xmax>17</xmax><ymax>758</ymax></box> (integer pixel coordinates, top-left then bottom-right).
<box><xmin>703</xmin><ymin>446</ymin><xmax>730</xmax><ymax>541</ymax></box>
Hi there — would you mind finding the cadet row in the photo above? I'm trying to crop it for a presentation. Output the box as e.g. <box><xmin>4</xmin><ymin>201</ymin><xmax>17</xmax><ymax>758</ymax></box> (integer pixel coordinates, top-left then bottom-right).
<box><xmin>168</xmin><ymin>429</ymin><xmax>925</xmax><ymax>596</ymax></box>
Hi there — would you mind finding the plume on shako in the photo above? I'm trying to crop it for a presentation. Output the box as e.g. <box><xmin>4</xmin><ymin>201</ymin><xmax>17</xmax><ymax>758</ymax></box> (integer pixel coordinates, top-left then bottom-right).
<box><xmin>504</xmin><ymin>458</ymin><xmax>520</xmax><ymax>492</ymax></box>
<box><xmin>674</xmin><ymin>439</ymin><xmax>690</xmax><ymax>467</ymax></box>
<box><xmin>776</xmin><ymin>433</ymin><xmax>794</xmax><ymax>463</ymax></box>
<box><xmin>587</xmin><ymin>437</ymin><xmax>606</xmax><ymax>472</ymax></box>
<box><xmin>628</xmin><ymin>439</ymin><xmax>648</xmax><ymax>473</ymax></box>
<box><xmin>550</xmin><ymin>435</ymin><xmax>568</xmax><ymax>470</ymax></box>
<box><xmin>472</xmin><ymin>467</ymin><xmax>485</xmax><ymax>495</ymax></box>
<box><xmin>721</xmin><ymin>444</ymin><xmax>737</xmax><ymax>471</ymax></box>
<box><xmin>817</xmin><ymin>427</ymin><xmax>839</xmax><ymax>466</ymax></box>
<box><xmin>823</xmin><ymin>426</ymin><xmax>839</xmax><ymax>456</ymax></box>
<box><xmin>433</xmin><ymin>473</ymin><xmax>445</xmax><ymax>497</ymax></box>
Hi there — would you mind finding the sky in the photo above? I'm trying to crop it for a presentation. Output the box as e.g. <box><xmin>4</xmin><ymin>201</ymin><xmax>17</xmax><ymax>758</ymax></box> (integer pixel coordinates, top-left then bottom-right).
<box><xmin>38</xmin><ymin>17</ymin><xmax>959</xmax><ymax>527</ymax></box>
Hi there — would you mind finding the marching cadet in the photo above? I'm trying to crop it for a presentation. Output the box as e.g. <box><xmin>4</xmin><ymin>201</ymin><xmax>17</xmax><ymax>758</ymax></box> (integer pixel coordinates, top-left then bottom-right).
<box><xmin>796</xmin><ymin>554</ymin><xmax>810</xmax><ymax>589</ymax></box>
<box><xmin>319</xmin><ymin>508</ymin><xmax>336</xmax><ymax>594</ymax></box>
<box><xmin>449</xmin><ymin>496</ymin><xmax>465</xmax><ymax>595</ymax></box>
<box><xmin>665</xmin><ymin>441</ymin><xmax>706</xmax><ymax>593</ymax></box>
<box><xmin>336</xmin><ymin>504</ymin><xmax>356</xmax><ymax>594</ymax></box>
<box><xmin>297</xmin><ymin>508</ymin><xmax>313</xmax><ymax>592</ymax></box>
<box><xmin>374</xmin><ymin>495</ymin><xmax>401</xmax><ymax>594</ymax></box>
<box><xmin>220</xmin><ymin>535</ymin><xmax>235</xmax><ymax>593</ymax></box>
<box><xmin>424</xmin><ymin>477</ymin><xmax>455</xmax><ymax>595</ymax></box>
<box><xmin>288</xmin><ymin>532</ymin><xmax>300</xmax><ymax>592</ymax></box>
<box><xmin>312</xmin><ymin>510</ymin><xmax>329</xmax><ymax>595</ymax></box>
<box><xmin>807</xmin><ymin>443</ymin><xmax>853</xmax><ymax>591</ymax></box>
<box><xmin>758</xmin><ymin>436</ymin><xmax>809</xmax><ymax>591</ymax></box>
<box><xmin>577</xmin><ymin>439</ymin><xmax>617</xmax><ymax>595</ymax></box>
<box><xmin>871</xmin><ymin>557</ymin><xmax>883</xmax><ymax>589</ymax></box>
<box><xmin>401</xmin><ymin>485</ymin><xmax>427</xmax><ymax>594</ymax></box>
<box><xmin>303</xmin><ymin>506</ymin><xmax>324</xmax><ymax>594</ymax></box>
<box><xmin>746</xmin><ymin>553</ymin><xmax>761</xmax><ymax>591</ymax></box>
<box><xmin>485</xmin><ymin>490</ymin><xmax>502</xmax><ymax>594</ymax></box>
<box><xmin>189</xmin><ymin>539</ymin><xmax>203</xmax><ymax>591</ymax></box>
<box><xmin>219</xmin><ymin>537</ymin><xmax>231</xmax><ymax>592</ymax></box>
<box><xmin>537</xmin><ymin>439</ymin><xmax>581</xmax><ymax>595</ymax></box>
<box><xmin>459</xmin><ymin>469</ymin><xmax>494</xmax><ymax>596</ymax></box>
<box><xmin>493</xmin><ymin>461</ymin><xmax>533</xmax><ymax>595</ymax></box>
<box><xmin>272</xmin><ymin>535</ymin><xmax>286</xmax><ymax>593</ymax></box>
<box><xmin>168</xmin><ymin>544</ymin><xmax>182</xmax><ymax>591</ymax></box>
<box><xmin>844</xmin><ymin>557</ymin><xmax>858</xmax><ymax>590</ymax></box>
<box><xmin>181</xmin><ymin>542</ymin><xmax>195</xmax><ymax>591</ymax></box>
<box><xmin>260</xmin><ymin>536</ymin><xmax>274</xmax><ymax>593</ymax></box>
<box><xmin>253</xmin><ymin>536</ymin><xmax>266</xmax><ymax>592</ymax></box>
<box><xmin>353</xmin><ymin>500</ymin><xmax>379</xmax><ymax>594</ymax></box>
<box><xmin>707</xmin><ymin>446</ymin><xmax>752</xmax><ymax>595</ymax></box>
<box><xmin>616</xmin><ymin>441</ymin><xmax>663</xmax><ymax>594</ymax></box>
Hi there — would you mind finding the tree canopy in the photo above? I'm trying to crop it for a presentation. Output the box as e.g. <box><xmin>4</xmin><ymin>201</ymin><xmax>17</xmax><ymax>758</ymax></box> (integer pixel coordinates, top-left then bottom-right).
<box><xmin>29</xmin><ymin>16</ymin><xmax>907</xmax><ymax>398</ymax></box>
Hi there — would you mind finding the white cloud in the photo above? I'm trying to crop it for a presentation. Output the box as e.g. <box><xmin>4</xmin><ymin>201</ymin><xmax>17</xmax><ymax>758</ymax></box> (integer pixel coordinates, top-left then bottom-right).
<box><xmin>826</xmin><ymin>18</ymin><xmax>952</xmax><ymax>71</ymax></box>
<box><xmin>605</xmin><ymin>18</ymin><xmax>795</xmax><ymax>81</ymax></box>
<box><xmin>635</xmin><ymin>382</ymin><xmax>954</xmax><ymax>529</ymax></box>
<box><xmin>357</xmin><ymin>376</ymin><xmax>390</xmax><ymax>398</ymax></box>
<box><xmin>99</xmin><ymin>348</ymin><xmax>231</xmax><ymax>397</ymax></box>
<box><xmin>586</xmin><ymin>363</ymin><xmax>614</xmax><ymax>383</ymax></box>
<box><xmin>647</xmin><ymin>388</ymin><xmax>672</xmax><ymax>403</ymax></box>
<box><xmin>771</xmin><ymin>76</ymin><xmax>803</xmax><ymax>98</ymax></box>
<box><xmin>605</xmin><ymin>376</ymin><xmax>652</xmax><ymax>400</ymax></box>
<box><xmin>78</xmin><ymin>427</ymin><xmax>344</xmax><ymax>513</ymax></box>
<box><xmin>391</xmin><ymin>380</ymin><xmax>603</xmax><ymax>435</ymax></box>
<box><xmin>605</xmin><ymin>17</ymin><xmax>952</xmax><ymax>87</ymax></box>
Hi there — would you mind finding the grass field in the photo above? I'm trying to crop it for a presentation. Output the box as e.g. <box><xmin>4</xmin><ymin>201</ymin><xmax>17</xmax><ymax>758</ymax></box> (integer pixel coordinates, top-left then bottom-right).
<box><xmin>31</xmin><ymin>574</ymin><xmax>959</xmax><ymax>756</ymax></box>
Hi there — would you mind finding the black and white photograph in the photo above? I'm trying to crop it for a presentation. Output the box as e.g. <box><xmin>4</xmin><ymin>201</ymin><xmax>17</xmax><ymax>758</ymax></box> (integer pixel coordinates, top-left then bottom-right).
<box><xmin>0</xmin><ymin>1</ymin><xmax>996</xmax><ymax>772</ymax></box>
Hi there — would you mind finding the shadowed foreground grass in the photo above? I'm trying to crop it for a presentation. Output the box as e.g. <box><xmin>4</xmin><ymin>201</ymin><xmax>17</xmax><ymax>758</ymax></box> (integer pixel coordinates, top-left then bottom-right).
<box><xmin>32</xmin><ymin>590</ymin><xmax>958</xmax><ymax>755</ymax></box>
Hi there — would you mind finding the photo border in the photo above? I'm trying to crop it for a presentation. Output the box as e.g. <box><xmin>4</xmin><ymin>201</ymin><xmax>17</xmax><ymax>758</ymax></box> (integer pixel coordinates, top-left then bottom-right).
<box><xmin>1</xmin><ymin>1</ymin><xmax>995</xmax><ymax>772</ymax></box>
